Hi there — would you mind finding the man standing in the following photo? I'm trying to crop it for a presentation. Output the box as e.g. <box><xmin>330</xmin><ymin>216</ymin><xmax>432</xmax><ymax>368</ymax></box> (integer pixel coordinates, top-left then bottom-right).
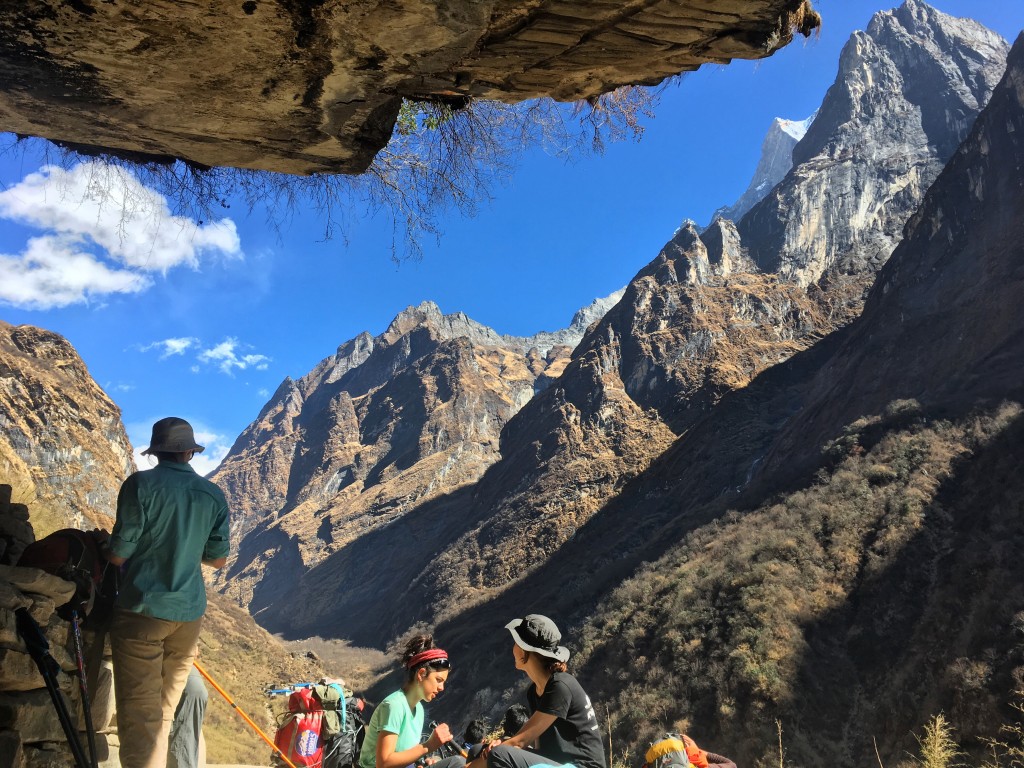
<box><xmin>105</xmin><ymin>417</ymin><xmax>229</xmax><ymax>768</ymax></box>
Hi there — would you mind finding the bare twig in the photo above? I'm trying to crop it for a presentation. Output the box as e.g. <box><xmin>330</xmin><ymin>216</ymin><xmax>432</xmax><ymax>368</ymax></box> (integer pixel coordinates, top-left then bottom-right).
<box><xmin>1</xmin><ymin>88</ymin><xmax>659</xmax><ymax>261</ymax></box>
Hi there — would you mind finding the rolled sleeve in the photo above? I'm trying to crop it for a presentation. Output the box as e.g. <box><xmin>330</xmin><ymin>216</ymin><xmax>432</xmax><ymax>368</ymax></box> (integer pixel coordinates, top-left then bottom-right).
<box><xmin>202</xmin><ymin>499</ymin><xmax>230</xmax><ymax>561</ymax></box>
<box><xmin>110</xmin><ymin>474</ymin><xmax>144</xmax><ymax>559</ymax></box>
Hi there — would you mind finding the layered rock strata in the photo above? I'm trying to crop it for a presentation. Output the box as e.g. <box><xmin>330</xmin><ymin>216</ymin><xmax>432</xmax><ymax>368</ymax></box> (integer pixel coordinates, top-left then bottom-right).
<box><xmin>0</xmin><ymin>322</ymin><xmax>134</xmax><ymax>537</ymax></box>
<box><xmin>738</xmin><ymin>0</ymin><xmax>1008</xmax><ymax>286</ymax></box>
<box><xmin>0</xmin><ymin>1</ymin><xmax>819</xmax><ymax>174</ymax></box>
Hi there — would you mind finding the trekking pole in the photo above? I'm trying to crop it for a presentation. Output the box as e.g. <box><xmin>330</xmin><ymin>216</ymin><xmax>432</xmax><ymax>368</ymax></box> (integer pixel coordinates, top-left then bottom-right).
<box><xmin>192</xmin><ymin>659</ymin><xmax>300</xmax><ymax>768</ymax></box>
<box><xmin>15</xmin><ymin>608</ymin><xmax>92</xmax><ymax>768</ymax></box>
<box><xmin>428</xmin><ymin>720</ymin><xmax>468</xmax><ymax>759</ymax></box>
<box><xmin>69</xmin><ymin>610</ymin><xmax>99</xmax><ymax>768</ymax></box>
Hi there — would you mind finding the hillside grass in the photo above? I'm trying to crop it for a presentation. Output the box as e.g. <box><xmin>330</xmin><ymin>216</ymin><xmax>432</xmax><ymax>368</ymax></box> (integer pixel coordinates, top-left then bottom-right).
<box><xmin>198</xmin><ymin>592</ymin><xmax>326</xmax><ymax>765</ymax></box>
<box><xmin>198</xmin><ymin>597</ymin><xmax>391</xmax><ymax>764</ymax></box>
<box><xmin>576</xmin><ymin>400</ymin><xmax>1024</xmax><ymax>768</ymax></box>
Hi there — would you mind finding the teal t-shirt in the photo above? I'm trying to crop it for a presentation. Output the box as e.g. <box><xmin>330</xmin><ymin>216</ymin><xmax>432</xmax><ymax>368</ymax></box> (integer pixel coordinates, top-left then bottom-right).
<box><xmin>110</xmin><ymin>461</ymin><xmax>230</xmax><ymax>622</ymax></box>
<box><xmin>359</xmin><ymin>689</ymin><xmax>424</xmax><ymax>768</ymax></box>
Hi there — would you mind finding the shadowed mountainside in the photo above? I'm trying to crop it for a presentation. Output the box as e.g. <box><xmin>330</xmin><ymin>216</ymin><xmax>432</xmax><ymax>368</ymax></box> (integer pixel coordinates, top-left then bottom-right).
<box><xmin>532</xmin><ymin>29</ymin><xmax>1024</xmax><ymax>767</ymax></box>
<box><xmin>237</xmin><ymin>2</ymin><xmax>1010</xmax><ymax>649</ymax></box>
<box><xmin>214</xmin><ymin>295</ymin><xmax>623</xmax><ymax>616</ymax></box>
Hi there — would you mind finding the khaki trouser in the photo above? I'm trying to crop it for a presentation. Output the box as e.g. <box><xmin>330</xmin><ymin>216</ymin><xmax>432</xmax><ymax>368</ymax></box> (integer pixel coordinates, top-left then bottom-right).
<box><xmin>110</xmin><ymin>608</ymin><xmax>203</xmax><ymax>768</ymax></box>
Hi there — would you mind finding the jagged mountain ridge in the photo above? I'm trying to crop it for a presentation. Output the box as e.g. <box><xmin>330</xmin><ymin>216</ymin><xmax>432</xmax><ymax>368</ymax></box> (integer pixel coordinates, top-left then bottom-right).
<box><xmin>0</xmin><ymin>321</ymin><xmax>134</xmax><ymax>535</ymax></box>
<box><xmin>738</xmin><ymin>0</ymin><xmax>1008</xmax><ymax>287</ymax></box>
<box><xmin>213</xmin><ymin>293</ymin><xmax>624</xmax><ymax>612</ymax></box>
<box><xmin>239</xmin><ymin>1</ymin><xmax>1011</xmax><ymax>644</ymax></box>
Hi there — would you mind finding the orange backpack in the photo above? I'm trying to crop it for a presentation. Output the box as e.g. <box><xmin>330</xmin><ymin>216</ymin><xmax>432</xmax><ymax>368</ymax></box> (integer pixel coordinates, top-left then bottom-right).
<box><xmin>643</xmin><ymin>734</ymin><xmax>709</xmax><ymax>768</ymax></box>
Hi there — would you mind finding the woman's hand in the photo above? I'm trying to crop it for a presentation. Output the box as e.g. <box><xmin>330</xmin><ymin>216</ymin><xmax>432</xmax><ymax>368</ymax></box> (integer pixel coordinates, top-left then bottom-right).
<box><xmin>503</xmin><ymin>711</ymin><xmax>557</xmax><ymax>751</ymax></box>
<box><xmin>425</xmin><ymin>723</ymin><xmax>453</xmax><ymax>753</ymax></box>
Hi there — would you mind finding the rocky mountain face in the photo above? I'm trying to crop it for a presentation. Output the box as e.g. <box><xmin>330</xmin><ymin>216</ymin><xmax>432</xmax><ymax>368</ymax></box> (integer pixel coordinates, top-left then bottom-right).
<box><xmin>0</xmin><ymin>322</ymin><xmax>133</xmax><ymax>535</ymax></box>
<box><xmin>232</xmin><ymin>1</ymin><xmax>1010</xmax><ymax>644</ymax></box>
<box><xmin>213</xmin><ymin>296</ymin><xmax>621</xmax><ymax>616</ymax></box>
<box><xmin>570</xmin><ymin>31</ymin><xmax>1024</xmax><ymax>767</ymax></box>
<box><xmin>758</xmin><ymin>23</ymin><xmax>1024</xmax><ymax>485</ymax></box>
<box><xmin>739</xmin><ymin>0</ymin><xmax>1007</xmax><ymax>287</ymax></box>
<box><xmin>710</xmin><ymin>113</ymin><xmax>813</xmax><ymax>225</ymax></box>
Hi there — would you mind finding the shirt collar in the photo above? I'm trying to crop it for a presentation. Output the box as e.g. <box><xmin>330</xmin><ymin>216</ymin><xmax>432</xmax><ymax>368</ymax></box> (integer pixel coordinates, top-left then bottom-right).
<box><xmin>156</xmin><ymin>460</ymin><xmax>198</xmax><ymax>474</ymax></box>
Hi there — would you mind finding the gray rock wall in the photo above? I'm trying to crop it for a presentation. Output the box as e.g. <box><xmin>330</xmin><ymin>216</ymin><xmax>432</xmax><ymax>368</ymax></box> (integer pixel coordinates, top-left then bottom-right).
<box><xmin>0</xmin><ymin>484</ymin><xmax>119</xmax><ymax>768</ymax></box>
<box><xmin>738</xmin><ymin>0</ymin><xmax>1008</xmax><ymax>285</ymax></box>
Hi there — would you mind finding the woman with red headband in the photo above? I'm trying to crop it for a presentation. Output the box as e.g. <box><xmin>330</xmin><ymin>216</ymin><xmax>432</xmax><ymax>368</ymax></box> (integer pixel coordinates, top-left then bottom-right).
<box><xmin>359</xmin><ymin>634</ymin><xmax>465</xmax><ymax>768</ymax></box>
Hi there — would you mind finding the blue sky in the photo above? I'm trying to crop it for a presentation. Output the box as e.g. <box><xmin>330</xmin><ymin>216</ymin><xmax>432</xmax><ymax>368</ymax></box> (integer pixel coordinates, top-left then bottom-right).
<box><xmin>0</xmin><ymin>1</ymin><xmax>1021</xmax><ymax>475</ymax></box>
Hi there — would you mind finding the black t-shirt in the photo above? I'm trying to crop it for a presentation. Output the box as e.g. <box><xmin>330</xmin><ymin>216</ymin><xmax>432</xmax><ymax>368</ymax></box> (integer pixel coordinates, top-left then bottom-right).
<box><xmin>526</xmin><ymin>672</ymin><xmax>606</xmax><ymax>768</ymax></box>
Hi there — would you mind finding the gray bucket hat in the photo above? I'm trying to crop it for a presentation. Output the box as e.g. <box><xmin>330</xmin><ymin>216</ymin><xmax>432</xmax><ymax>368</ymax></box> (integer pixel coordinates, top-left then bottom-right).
<box><xmin>141</xmin><ymin>417</ymin><xmax>205</xmax><ymax>455</ymax></box>
<box><xmin>506</xmin><ymin>614</ymin><xmax>570</xmax><ymax>662</ymax></box>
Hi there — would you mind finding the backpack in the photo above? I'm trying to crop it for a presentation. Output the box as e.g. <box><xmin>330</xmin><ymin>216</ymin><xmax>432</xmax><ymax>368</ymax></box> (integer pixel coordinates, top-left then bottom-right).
<box><xmin>275</xmin><ymin>687</ymin><xmax>324</xmax><ymax>767</ymax></box>
<box><xmin>643</xmin><ymin>734</ymin><xmax>709</xmax><ymax>768</ymax></box>
<box><xmin>16</xmin><ymin>528</ymin><xmax>119</xmax><ymax>629</ymax></box>
<box><xmin>313</xmin><ymin>684</ymin><xmax>367</xmax><ymax>768</ymax></box>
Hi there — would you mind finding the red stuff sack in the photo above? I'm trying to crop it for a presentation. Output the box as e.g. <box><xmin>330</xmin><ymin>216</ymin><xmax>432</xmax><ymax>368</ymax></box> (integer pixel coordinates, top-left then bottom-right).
<box><xmin>275</xmin><ymin>687</ymin><xmax>324</xmax><ymax>767</ymax></box>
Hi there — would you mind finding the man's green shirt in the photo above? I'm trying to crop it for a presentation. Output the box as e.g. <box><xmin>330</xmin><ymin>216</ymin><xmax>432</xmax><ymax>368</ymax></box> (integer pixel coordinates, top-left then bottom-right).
<box><xmin>110</xmin><ymin>461</ymin><xmax>230</xmax><ymax>622</ymax></box>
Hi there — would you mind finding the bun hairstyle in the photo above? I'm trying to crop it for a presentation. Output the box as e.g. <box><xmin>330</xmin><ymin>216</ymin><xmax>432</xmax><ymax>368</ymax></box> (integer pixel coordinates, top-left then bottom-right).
<box><xmin>519</xmin><ymin>650</ymin><xmax>568</xmax><ymax>674</ymax></box>
<box><xmin>402</xmin><ymin>634</ymin><xmax>450</xmax><ymax>681</ymax></box>
<box><xmin>402</xmin><ymin>633</ymin><xmax>434</xmax><ymax>663</ymax></box>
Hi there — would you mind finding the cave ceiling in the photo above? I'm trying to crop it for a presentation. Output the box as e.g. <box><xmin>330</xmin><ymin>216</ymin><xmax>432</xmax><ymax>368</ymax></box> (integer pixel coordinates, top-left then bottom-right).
<box><xmin>0</xmin><ymin>1</ymin><xmax>819</xmax><ymax>176</ymax></box>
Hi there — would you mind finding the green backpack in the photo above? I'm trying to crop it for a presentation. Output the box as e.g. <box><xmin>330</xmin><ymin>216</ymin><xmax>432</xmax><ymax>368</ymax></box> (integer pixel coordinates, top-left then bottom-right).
<box><xmin>312</xmin><ymin>683</ymin><xmax>364</xmax><ymax>768</ymax></box>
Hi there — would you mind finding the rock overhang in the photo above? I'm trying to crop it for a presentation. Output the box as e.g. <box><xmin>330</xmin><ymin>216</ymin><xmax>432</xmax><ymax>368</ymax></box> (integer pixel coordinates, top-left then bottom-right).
<box><xmin>0</xmin><ymin>0</ymin><xmax>820</xmax><ymax>176</ymax></box>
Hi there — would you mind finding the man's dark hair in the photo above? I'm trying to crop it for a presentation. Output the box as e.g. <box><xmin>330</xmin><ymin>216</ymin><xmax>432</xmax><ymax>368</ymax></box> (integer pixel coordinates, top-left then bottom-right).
<box><xmin>500</xmin><ymin>704</ymin><xmax>529</xmax><ymax>738</ymax></box>
<box><xmin>464</xmin><ymin>717</ymin><xmax>490</xmax><ymax>744</ymax></box>
<box><xmin>153</xmin><ymin>450</ymin><xmax>188</xmax><ymax>463</ymax></box>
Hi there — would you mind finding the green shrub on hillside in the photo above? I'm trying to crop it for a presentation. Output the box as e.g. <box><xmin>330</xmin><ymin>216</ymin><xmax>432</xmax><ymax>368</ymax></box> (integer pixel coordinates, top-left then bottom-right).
<box><xmin>576</xmin><ymin>401</ymin><xmax>1024</xmax><ymax>768</ymax></box>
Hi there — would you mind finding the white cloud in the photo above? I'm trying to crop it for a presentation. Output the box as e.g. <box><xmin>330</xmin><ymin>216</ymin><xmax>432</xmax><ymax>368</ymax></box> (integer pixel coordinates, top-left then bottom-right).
<box><xmin>0</xmin><ymin>235</ymin><xmax>152</xmax><ymax>309</ymax></box>
<box><xmin>142</xmin><ymin>337</ymin><xmax>199</xmax><ymax>359</ymax></box>
<box><xmin>257</xmin><ymin>388</ymin><xmax>270</xmax><ymax>398</ymax></box>
<box><xmin>189</xmin><ymin>429</ymin><xmax>233</xmax><ymax>477</ymax></box>
<box><xmin>135</xmin><ymin>334</ymin><xmax>272</xmax><ymax>377</ymax></box>
<box><xmin>197</xmin><ymin>337</ymin><xmax>271</xmax><ymax>374</ymax></box>
<box><xmin>0</xmin><ymin>161</ymin><xmax>242</xmax><ymax>310</ymax></box>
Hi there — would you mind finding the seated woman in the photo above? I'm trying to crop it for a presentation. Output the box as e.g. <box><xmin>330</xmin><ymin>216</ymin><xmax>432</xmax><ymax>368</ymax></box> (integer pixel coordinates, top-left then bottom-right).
<box><xmin>483</xmin><ymin>615</ymin><xmax>606</xmax><ymax>768</ymax></box>
<box><xmin>359</xmin><ymin>635</ymin><xmax>465</xmax><ymax>768</ymax></box>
